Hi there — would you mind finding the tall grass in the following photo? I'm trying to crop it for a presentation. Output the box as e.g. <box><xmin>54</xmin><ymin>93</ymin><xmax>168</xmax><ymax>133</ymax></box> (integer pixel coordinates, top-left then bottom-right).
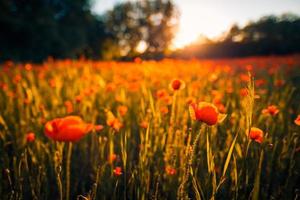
<box><xmin>0</xmin><ymin>56</ymin><xmax>300</xmax><ymax>199</ymax></box>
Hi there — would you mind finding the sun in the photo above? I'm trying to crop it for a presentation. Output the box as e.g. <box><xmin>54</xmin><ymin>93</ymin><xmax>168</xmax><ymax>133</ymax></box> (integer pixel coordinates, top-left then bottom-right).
<box><xmin>172</xmin><ymin>29</ymin><xmax>200</xmax><ymax>49</ymax></box>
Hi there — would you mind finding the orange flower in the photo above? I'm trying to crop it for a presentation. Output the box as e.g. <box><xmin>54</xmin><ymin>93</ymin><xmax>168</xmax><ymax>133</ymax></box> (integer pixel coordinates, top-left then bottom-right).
<box><xmin>262</xmin><ymin>105</ymin><xmax>279</xmax><ymax>116</ymax></box>
<box><xmin>169</xmin><ymin>79</ymin><xmax>185</xmax><ymax>91</ymax></box>
<box><xmin>165</xmin><ymin>166</ymin><xmax>176</xmax><ymax>175</ymax></box>
<box><xmin>139</xmin><ymin>120</ymin><xmax>148</xmax><ymax>129</ymax></box>
<box><xmin>106</xmin><ymin>111</ymin><xmax>123</xmax><ymax>132</ymax></box>
<box><xmin>26</xmin><ymin>132</ymin><xmax>35</xmax><ymax>143</ymax></box>
<box><xmin>108</xmin><ymin>153</ymin><xmax>117</xmax><ymax>164</ymax></box>
<box><xmin>295</xmin><ymin>115</ymin><xmax>300</xmax><ymax>126</ymax></box>
<box><xmin>118</xmin><ymin>105</ymin><xmax>128</xmax><ymax>117</ymax></box>
<box><xmin>64</xmin><ymin>101</ymin><xmax>73</xmax><ymax>114</ymax></box>
<box><xmin>156</xmin><ymin>89</ymin><xmax>168</xmax><ymax>99</ymax></box>
<box><xmin>249</xmin><ymin>127</ymin><xmax>263</xmax><ymax>143</ymax></box>
<box><xmin>24</xmin><ymin>63</ymin><xmax>32</xmax><ymax>71</ymax></box>
<box><xmin>160</xmin><ymin>106</ymin><xmax>169</xmax><ymax>115</ymax></box>
<box><xmin>44</xmin><ymin>116</ymin><xmax>93</xmax><ymax>142</ymax></box>
<box><xmin>113</xmin><ymin>167</ymin><xmax>122</xmax><ymax>176</ymax></box>
<box><xmin>94</xmin><ymin>125</ymin><xmax>104</xmax><ymax>131</ymax></box>
<box><xmin>240</xmin><ymin>88</ymin><xmax>248</xmax><ymax>97</ymax></box>
<box><xmin>75</xmin><ymin>95</ymin><xmax>83</xmax><ymax>104</ymax></box>
<box><xmin>189</xmin><ymin>102</ymin><xmax>226</xmax><ymax>126</ymax></box>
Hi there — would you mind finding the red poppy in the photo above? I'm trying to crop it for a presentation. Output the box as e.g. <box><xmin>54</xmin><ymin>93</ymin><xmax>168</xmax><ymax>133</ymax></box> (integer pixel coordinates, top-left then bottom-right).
<box><xmin>64</xmin><ymin>101</ymin><xmax>73</xmax><ymax>114</ymax></box>
<box><xmin>139</xmin><ymin>120</ymin><xmax>149</xmax><ymax>129</ymax></box>
<box><xmin>169</xmin><ymin>79</ymin><xmax>185</xmax><ymax>91</ymax></box>
<box><xmin>262</xmin><ymin>105</ymin><xmax>279</xmax><ymax>116</ymax></box>
<box><xmin>118</xmin><ymin>105</ymin><xmax>128</xmax><ymax>116</ymax></box>
<box><xmin>26</xmin><ymin>132</ymin><xmax>35</xmax><ymax>143</ymax></box>
<box><xmin>165</xmin><ymin>166</ymin><xmax>176</xmax><ymax>175</ymax></box>
<box><xmin>113</xmin><ymin>167</ymin><xmax>122</xmax><ymax>176</ymax></box>
<box><xmin>44</xmin><ymin>116</ymin><xmax>93</xmax><ymax>142</ymax></box>
<box><xmin>189</xmin><ymin>102</ymin><xmax>226</xmax><ymax>126</ymax></box>
<box><xmin>295</xmin><ymin>115</ymin><xmax>300</xmax><ymax>126</ymax></box>
<box><xmin>249</xmin><ymin>127</ymin><xmax>263</xmax><ymax>143</ymax></box>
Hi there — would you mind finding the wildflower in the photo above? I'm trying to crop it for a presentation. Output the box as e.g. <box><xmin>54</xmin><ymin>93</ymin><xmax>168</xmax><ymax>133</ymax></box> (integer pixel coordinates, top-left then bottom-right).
<box><xmin>240</xmin><ymin>74</ymin><xmax>250</xmax><ymax>82</ymax></box>
<box><xmin>105</xmin><ymin>83</ymin><xmax>116</xmax><ymax>92</ymax></box>
<box><xmin>139</xmin><ymin>120</ymin><xmax>148</xmax><ymax>129</ymax></box>
<box><xmin>262</xmin><ymin>105</ymin><xmax>279</xmax><ymax>116</ymax></box>
<box><xmin>118</xmin><ymin>105</ymin><xmax>128</xmax><ymax>117</ymax></box>
<box><xmin>64</xmin><ymin>101</ymin><xmax>73</xmax><ymax>114</ymax></box>
<box><xmin>160</xmin><ymin>106</ymin><xmax>169</xmax><ymax>115</ymax></box>
<box><xmin>169</xmin><ymin>79</ymin><xmax>185</xmax><ymax>91</ymax></box>
<box><xmin>249</xmin><ymin>127</ymin><xmax>263</xmax><ymax>143</ymax></box>
<box><xmin>44</xmin><ymin>116</ymin><xmax>93</xmax><ymax>142</ymax></box>
<box><xmin>189</xmin><ymin>102</ymin><xmax>226</xmax><ymax>126</ymax></box>
<box><xmin>26</xmin><ymin>132</ymin><xmax>35</xmax><ymax>143</ymax></box>
<box><xmin>106</xmin><ymin>111</ymin><xmax>123</xmax><ymax>132</ymax></box>
<box><xmin>108</xmin><ymin>154</ymin><xmax>117</xmax><ymax>164</ymax></box>
<box><xmin>24</xmin><ymin>98</ymin><xmax>31</xmax><ymax>105</ymax></box>
<box><xmin>75</xmin><ymin>95</ymin><xmax>83</xmax><ymax>104</ymax></box>
<box><xmin>156</xmin><ymin>89</ymin><xmax>168</xmax><ymax>99</ymax></box>
<box><xmin>113</xmin><ymin>167</ymin><xmax>122</xmax><ymax>176</ymax></box>
<box><xmin>13</xmin><ymin>74</ymin><xmax>22</xmax><ymax>84</ymax></box>
<box><xmin>165</xmin><ymin>166</ymin><xmax>176</xmax><ymax>175</ymax></box>
<box><xmin>240</xmin><ymin>88</ymin><xmax>248</xmax><ymax>97</ymax></box>
<box><xmin>49</xmin><ymin>79</ymin><xmax>56</xmax><ymax>88</ymax></box>
<box><xmin>94</xmin><ymin>125</ymin><xmax>104</xmax><ymax>131</ymax></box>
<box><xmin>294</xmin><ymin>115</ymin><xmax>300</xmax><ymax>126</ymax></box>
<box><xmin>275</xmin><ymin>79</ymin><xmax>285</xmax><ymax>87</ymax></box>
<box><xmin>25</xmin><ymin>64</ymin><xmax>32</xmax><ymax>71</ymax></box>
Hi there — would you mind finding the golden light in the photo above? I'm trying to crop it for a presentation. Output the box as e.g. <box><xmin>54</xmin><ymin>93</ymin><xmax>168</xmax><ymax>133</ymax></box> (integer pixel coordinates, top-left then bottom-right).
<box><xmin>171</xmin><ymin>3</ymin><xmax>228</xmax><ymax>49</ymax></box>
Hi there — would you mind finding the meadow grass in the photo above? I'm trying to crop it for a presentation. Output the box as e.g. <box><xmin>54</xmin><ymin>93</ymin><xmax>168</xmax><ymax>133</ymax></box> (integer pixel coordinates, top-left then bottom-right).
<box><xmin>0</xmin><ymin>56</ymin><xmax>299</xmax><ymax>200</ymax></box>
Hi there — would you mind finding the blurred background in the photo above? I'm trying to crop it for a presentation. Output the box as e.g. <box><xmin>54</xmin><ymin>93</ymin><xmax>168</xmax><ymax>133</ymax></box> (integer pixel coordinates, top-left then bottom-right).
<box><xmin>0</xmin><ymin>0</ymin><xmax>300</xmax><ymax>62</ymax></box>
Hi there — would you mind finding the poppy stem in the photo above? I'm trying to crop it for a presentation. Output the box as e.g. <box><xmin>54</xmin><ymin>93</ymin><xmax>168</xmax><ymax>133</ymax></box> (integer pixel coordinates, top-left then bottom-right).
<box><xmin>66</xmin><ymin>142</ymin><xmax>72</xmax><ymax>200</ymax></box>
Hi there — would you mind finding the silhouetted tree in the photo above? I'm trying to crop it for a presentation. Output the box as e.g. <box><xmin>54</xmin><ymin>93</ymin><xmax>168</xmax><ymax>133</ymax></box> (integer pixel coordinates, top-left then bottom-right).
<box><xmin>0</xmin><ymin>0</ymin><xmax>108</xmax><ymax>62</ymax></box>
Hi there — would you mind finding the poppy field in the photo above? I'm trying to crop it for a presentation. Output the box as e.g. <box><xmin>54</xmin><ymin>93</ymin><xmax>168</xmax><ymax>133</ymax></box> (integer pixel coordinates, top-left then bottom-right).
<box><xmin>0</xmin><ymin>56</ymin><xmax>300</xmax><ymax>200</ymax></box>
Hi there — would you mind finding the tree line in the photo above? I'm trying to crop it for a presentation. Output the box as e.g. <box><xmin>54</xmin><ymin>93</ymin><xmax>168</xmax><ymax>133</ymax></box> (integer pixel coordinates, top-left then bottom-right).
<box><xmin>0</xmin><ymin>0</ymin><xmax>299</xmax><ymax>62</ymax></box>
<box><xmin>0</xmin><ymin>0</ymin><xmax>178</xmax><ymax>62</ymax></box>
<box><xmin>174</xmin><ymin>13</ymin><xmax>300</xmax><ymax>59</ymax></box>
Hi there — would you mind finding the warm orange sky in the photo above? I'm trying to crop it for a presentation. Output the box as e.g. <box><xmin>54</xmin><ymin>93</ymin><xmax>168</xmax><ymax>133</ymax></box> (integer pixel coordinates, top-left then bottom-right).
<box><xmin>92</xmin><ymin>0</ymin><xmax>300</xmax><ymax>49</ymax></box>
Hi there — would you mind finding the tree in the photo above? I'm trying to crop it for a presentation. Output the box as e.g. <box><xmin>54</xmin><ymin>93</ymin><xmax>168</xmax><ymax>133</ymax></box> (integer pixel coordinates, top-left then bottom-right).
<box><xmin>103</xmin><ymin>0</ymin><xmax>179</xmax><ymax>59</ymax></box>
<box><xmin>0</xmin><ymin>0</ymin><xmax>108</xmax><ymax>62</ymax></box>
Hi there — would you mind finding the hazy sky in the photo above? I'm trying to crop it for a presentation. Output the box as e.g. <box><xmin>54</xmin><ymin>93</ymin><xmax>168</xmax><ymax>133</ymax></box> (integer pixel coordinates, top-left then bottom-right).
<box><xmin>92</xmin><ymin>0</ymin><xmax>300</xmax><ymax>48</ymax></box>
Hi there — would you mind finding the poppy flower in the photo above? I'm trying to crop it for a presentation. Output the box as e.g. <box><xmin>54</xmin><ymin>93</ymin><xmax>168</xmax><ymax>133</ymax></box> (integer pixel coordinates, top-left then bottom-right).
<box><xmin>169</xmin><ymin>79</ymin><xmax>185</xmax><ymax>91</ymax></box>
<box><xmin>139</xmin><ymin>120</ymin><xmax>148</xmax><ymax>129</ymax></box>
<box><xmin>117</xmin><ymin>105</ymin><xmax>128</xmax><ymax>116</ymax></box>
<box><xmin>64</xmin><ymin>101</ymin><xmax>73</xmax><ymax>114</ymax></box>
<box><xmin>240</xmin><ymin>88</ymin><xmax>248</xmax><ymax>97</ymax></box>
<box><xmin>156</xmin><ymin>89</ymin><xmax>168</xmax><ymax>99</ymax></box>
<box><xmin>44</xmin><ymin>116</ymin><xmax>93</xmax><ymax>142</ymax></box>
<box><xmin>165</xmin><ymin>166</ymin><xmax>176</xmax><ymax>175</ymax></box>
<box><xmin>160</xmin><ymin>106</ymin><xmax>169</xmax><ymax>115</ymax></box>
<box><xmin>249</xmin><ymin>127</ymin><xmax>263</xmax><ymax>143</ymax></box>
<box><xmin>108</xmin><ymin>154</ymin><xmax>117</xmax><ymax>164</ymax></box>
<box><xmin>262</xmin><ymin>105</ymin><xmax>279</xmax><ymax>116</ymax></box>
<box><xmin>113</xmin><ymin>167</ymin><xmax>122</xmax><ymax>176</ymax></box>
<box><xmin>295</xmin><ymin>115</ymin><xmax>300</xmax><ymax>126</ymax></box>
<box><xmin>26</xmin><ymin>132</ymin><xmax>35</xmax><ymax>143</ymax></box>
<box><xmin>106</xmin><ymin>111</ymin><xmax>123</xmax><ymax>132</ymax></box>
<box><xmin>189</xmin><ymin>102</ymin><xmax>226</xmax><ymax>126</ymax></box>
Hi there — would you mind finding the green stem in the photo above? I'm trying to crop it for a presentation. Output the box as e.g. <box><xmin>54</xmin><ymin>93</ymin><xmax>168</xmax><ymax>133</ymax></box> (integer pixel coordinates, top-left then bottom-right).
<box><xmin>66</xmin><ymin>142</ymin><xmax>73</xmax><ymax>200</ymax></box>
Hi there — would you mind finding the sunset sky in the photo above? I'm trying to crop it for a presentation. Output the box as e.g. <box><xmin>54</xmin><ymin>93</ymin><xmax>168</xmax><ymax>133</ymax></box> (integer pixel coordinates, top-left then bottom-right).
<box><xmin>92</xmin><ymin>0</ymin><xmax>300</xmax><ymax>48</ymax></box>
